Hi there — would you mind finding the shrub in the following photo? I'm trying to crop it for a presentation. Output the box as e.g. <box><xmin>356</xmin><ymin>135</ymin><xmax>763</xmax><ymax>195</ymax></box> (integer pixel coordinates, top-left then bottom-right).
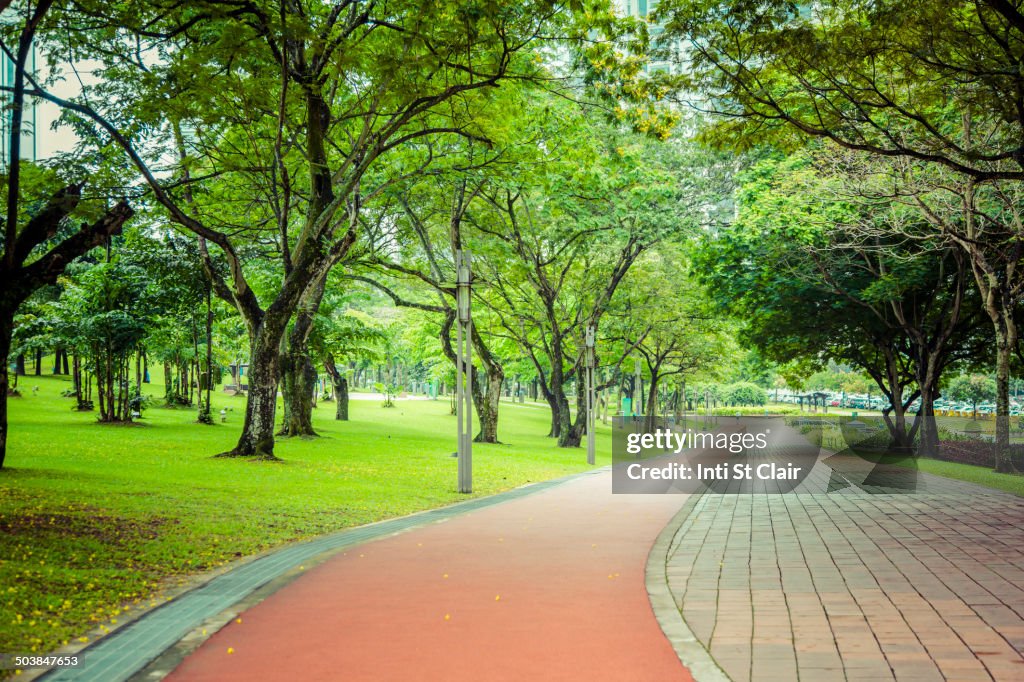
<box><xmin>722</xmin><ymin>382</ymin><xmax>768</xmax><ymax>406</ymax></box>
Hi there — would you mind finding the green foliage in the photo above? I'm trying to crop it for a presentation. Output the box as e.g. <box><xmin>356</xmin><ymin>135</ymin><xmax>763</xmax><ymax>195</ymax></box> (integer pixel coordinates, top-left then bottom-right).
<box><xmin>0</xmin><ymin>372</ymin><xmax>612</xmax><ymax>657</ymax></box>
<box><xmin>653</xmin><ymin>0</ymin><xmax>1024</xmax><ymax>181</ymax></box>
<box><xmin>806</xmin><ymin>368</ymin><xmax>872</xmax><ymax>395</ymax></box>
<box><xmin>51</xmin><ymin>258</ymin><xmax>154</xmax><ymax>421</ymax></box>
<box><xmin>694</xmin><ymin>152</ymin><xmax>982</xmax><ymax>418</ymax></box>
<box><xmin>722</xmin><ymin>382</ymin><xmax>767</xmax><ymax>406</ymax></box>
<box><xmin>946</xmin><ymin>374</ymin><xmax>997</xmax><ymax>410</ymax></box>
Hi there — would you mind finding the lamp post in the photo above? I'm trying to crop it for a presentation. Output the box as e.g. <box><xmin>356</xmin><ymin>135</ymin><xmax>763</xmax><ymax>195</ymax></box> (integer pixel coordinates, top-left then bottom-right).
<box><xmin>585</xmin><ymin>325</ymin><xmax>596</xmax><ymax>465</ymax></box>
<box><xmin>455</xmin><ymin>250</ymin><xmax>473</xmax><ymax>493</ymax></box>
<box><xmin>634</xmin><ymin>356</ymin><xmax>643</xmax><ymax>420</ymax></box>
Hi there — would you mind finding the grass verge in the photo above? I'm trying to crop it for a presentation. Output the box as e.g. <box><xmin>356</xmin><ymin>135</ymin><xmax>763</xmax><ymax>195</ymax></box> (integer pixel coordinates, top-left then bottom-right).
<box><xmin>0</xmin><ymin>374</ymin><xmax>609</xmax><ymax>659</ymax></box>
<box><xmin>913</xmin><ymin>457</ymin><xmax>1024</xmax><ymax>496</ymax></box>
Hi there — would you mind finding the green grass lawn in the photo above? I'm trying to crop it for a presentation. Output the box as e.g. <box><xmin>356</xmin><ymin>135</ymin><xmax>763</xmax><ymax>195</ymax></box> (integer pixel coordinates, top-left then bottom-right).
<box><xmin>0</xmin><ymin>372</ymin><xmax>610</xmax><ymax>658</ymax></box>
<box><xmin>913</xmin><ymin>458</ymin><xmax>1024</xmax><ymax>496</ymax></box>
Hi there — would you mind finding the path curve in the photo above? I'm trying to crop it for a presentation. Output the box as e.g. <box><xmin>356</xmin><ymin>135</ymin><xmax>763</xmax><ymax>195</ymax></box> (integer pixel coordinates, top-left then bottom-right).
<box><xmin>166</xmin><ymin>470</ymin><xmax>693</xmax><ymax>681</ymax></box>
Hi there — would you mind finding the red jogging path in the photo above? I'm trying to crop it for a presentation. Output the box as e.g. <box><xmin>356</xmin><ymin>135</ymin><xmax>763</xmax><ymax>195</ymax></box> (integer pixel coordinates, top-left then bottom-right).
<box><xmin>166</xmin><ymin>470</ymin><xmax>694</xmax><ymax>681</ymax></box>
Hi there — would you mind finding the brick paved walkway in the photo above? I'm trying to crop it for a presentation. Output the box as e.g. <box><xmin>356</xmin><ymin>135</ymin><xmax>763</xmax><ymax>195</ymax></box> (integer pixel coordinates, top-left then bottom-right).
<box><xmin>656</xmin><ymin>486</ymin><xmax>1024</xmax><ymax>682</ymax></box>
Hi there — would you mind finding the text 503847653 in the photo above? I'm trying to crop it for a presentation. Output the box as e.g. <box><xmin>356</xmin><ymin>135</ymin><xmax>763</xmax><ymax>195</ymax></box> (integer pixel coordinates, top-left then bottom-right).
<box><xmin>0</xmin><ymin>653</ymin><xmax>82</xmax><ymax>669</ymax></box>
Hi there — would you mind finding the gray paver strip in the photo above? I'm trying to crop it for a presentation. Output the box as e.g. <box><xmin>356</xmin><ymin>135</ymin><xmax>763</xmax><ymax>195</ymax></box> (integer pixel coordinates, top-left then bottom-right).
<box><xmin>655</xmin><ymin>471</ymin><xmax>1024</xmax><ymax>682</ymax></box>
<box><xmin>35</xmin><ymin>471</ymin><xmax>597</xmax><ymax>682</ymax></box>
<box><xmin>647</xmin><ymin>491</ymin><xmax>733</xmax><ymax>682</ymax></box>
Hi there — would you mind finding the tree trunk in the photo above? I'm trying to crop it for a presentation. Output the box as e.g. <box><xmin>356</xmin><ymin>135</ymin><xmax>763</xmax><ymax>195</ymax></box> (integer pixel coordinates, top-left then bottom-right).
<box><xmin>96</xmin><ymin>353</ymin><xmax>106</xmax><ymax>420</ymax></box>
<box><xmin>322</xmin><ymin>354</ymin><xmax>349</xmax><ymax>421</ymax></box>
<box><xmin>438</xmin><ymin>308</ymin><xmax>505</xmax><ymax>442</ymax></box>
<box><xmin>874</xmin><ymin>345</ymin><xmax>916</xmax><ymax>452</ymax></box>
<box><xmin>555</xmin><ymin>393</ymin><xmax>574</xmax><ymax>445</ymax></box>
<box><xmin>164</xmin><ymin>362</ymin><xmax>175</xmax><ymax>406</ymax></box>
<box><xmin>540</xmin><ymin>381</ymin><xmax>561</xmax><ymax>438</ymax></box>
<box><xmin>336</xmin><ymin>377</ymin><xmax>349</xmax><ymax>420</ymax></box>
<box><xmin>15</xmin><ymin>354</ymin><xmax>25</xmax><ymax>376</ymax></box>
<box><xmin>280</xmin><ymin>353</ymin><xmax>317</xmax><ymax>437</ymax></box>
<box><xmin>645</xmin><ymin>371</ymin><xmax>661</xmax><ymax>433</ymax></box>
<box><xmin>278</xmin><ymin>276</ymin><xmax>327</xmax><ymax>438</ymax></box>
<box><xmin>470</xmin><ymin>326</ymin><xmax>503</xmax><ymax>443</ymax></box>
<box><xmin>197</xmin><ymin>288</ymin><xmax>214</xmax><ymax>424</ymax></box>
<box><xmin>218</xmin><ymin>317</ymin><xmax>286</xmax><ymax>459</ymax></box>
<box><xmin>915</xmin><ymin>369</ymin><xmax>940</xmax><ymax>458</ymax></box>
<box><xmin>994</xmin><ymin>321</ymin><xmax>1017</xmax><ymax>473</ymax></box>
<box><xmin>550</xmin><ymin>365</ymin><xmax>584</xmax><ymax>447</ymax></box>
<box><xmin>135</xmin><ymin>351</ymin><xmax>142</xmax><ymax>397</ymax></box>
<box><xmin>473</xmin><ymin>363</ymin><xmax>502</xmax><ymax>443</ymax></box>
<box><xmin>72</xmin><ymin>353</ymin><xmax>81</xmax><ymax>399</ymax></box>
<box><xmin>558</xmin><ymin>384</ymin><xmax>588</xmax><ymax>448</ymax></box>
<box><xmin>205</xmin><ymin>298</ymin><xmax>213</xmax><ymax>413</ymax></box>
<box><xmin>547</xmin><ymin>403</ymin><xmax>561</xmax><ymax>438</ymax></box>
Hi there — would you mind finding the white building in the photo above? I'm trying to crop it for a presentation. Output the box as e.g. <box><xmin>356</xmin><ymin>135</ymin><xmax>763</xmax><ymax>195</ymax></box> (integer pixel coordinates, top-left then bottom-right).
<box><xmin>616</xmin><ymin>0</ymin><xmax>685</xmax><ymax>74</ymax></box>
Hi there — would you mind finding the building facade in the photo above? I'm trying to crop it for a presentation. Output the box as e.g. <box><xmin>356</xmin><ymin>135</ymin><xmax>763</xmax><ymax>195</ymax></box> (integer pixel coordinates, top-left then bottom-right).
<box><xmin>0</xmin><ymin>43</ymin><xmax>39</xmax><ymax>168</ymax></box>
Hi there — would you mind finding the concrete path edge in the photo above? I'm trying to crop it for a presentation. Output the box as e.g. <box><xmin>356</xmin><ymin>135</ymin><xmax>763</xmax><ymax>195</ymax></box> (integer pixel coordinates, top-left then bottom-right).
<box><xmin>645</xmin><ymin>492</ymin><xmax>732</xmax><ymax>682</ymax></box>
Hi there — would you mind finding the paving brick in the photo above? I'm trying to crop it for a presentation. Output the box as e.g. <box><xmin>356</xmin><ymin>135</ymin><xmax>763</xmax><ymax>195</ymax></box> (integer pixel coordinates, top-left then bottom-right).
<box><xmin>663</xmin><ymin>459</ymin><xmax>1024</xmax><ymax>682</ymax></box>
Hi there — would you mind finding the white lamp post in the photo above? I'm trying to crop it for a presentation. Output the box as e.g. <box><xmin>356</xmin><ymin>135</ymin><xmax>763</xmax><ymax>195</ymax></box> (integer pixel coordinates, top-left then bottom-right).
<box><xmin>585</xmin><ymin>325</ymin><xmax>596</xmax><ymax>465</ymax></box>
<box><xmin>455</xmin><ymin>250</ymin><xmax>473</xmax><ymax>493</ymax></box>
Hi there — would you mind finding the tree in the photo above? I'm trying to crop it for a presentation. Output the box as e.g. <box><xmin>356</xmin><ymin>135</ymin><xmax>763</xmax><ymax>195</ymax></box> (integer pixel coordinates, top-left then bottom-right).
<box><xmin>55</xmin><ymin>259</ymin><xmax>152</xmax><ymax>422</ymax></box>
<box><xmin>122</xmin><ymin>229</ymin><xmax>220</xmax><ymax>422</ymax></box>
<box><xmin>696</xmin><ymin>153</ymin><xmax>986</xmax><ymax>450</ymax></box>
<box><xmin>31</xmin><ymin>0</ymin><xmax>575</xmax><ymax>458</ymax></box>
<box><xmin>609</xmin><ymin>247</ymin><xmax>725</xmax><ymax>430</ymax></box>
<box><xmin>655</xmin><ymin>0</ymin><xmax>1024</xmax><ymax>467</ymax></box>
<box><xmin>472</xmin><ymin>103</ymin><xmax>711</xmax><ymax>446</ymax></box>
<box><xmin>906</xmin><ymin>169</ymin><xmax>1024</xmax><ymax>470</ymax></box>
<box><xmin>655</xmin><ymin>0</ymin><xmax>1024</xmax><ymax>182</ymax></box>
<box><xmin>803</xmin><ymin>149</ymin><xmax>1023</xmax><ymax>468</ymax></box>
<box><xmin>947</xmin><ymin>374</ymin><xmax>997</xmax><ymax>419</ymax></box>
<box><xmin>312</xmin><ymin>304</ymin><xmax>383</xmax><ymax>422</ymax></box>
<box><xmin>354</xmin><ymin>172</ymin><xmax>510</xmax><ymax>443</ymax></box>
<box><xmin>0</xmin><ymin>3</ymin><xmax>133</xmax><ymax>468</ymax></box>
<box><xmin>723</xmin><ymin>383</ymin><xmax>767</xmax><ymax>407</ymax></box>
